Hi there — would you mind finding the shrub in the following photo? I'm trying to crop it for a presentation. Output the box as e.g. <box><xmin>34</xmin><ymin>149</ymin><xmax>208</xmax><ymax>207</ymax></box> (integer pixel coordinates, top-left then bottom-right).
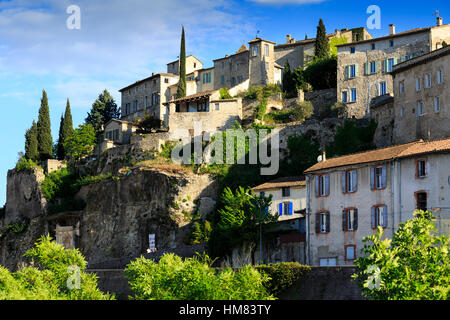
<box><xmin>255</xmin><ymin>99</ymin><xmax>267</xmax><ymax>121</ymax></box>
<box><xmin>0</xmin><ymin>235</ymin><xmax>114</xmax><ymax>300</ymax></box>
<box><xmin>135</xmin><ymin>114</ymin><xmax>162</xmax><ymax>133</ymax></box>
<box><xmin>41</xmin><ymin>168</ymin><xmax>78</xmax><ymax>202</ymax></box>
<box><xmin>219</xmin><ymin>88</ymin><xmax>232</xmax><ymax>99</ymax></box>
<box><xmin>124</xmin><ymin>253</ymin><xmax>274</xmax><ymax>300</ymax></box>
<box><xmin>190</xmin><ymin>220</ymin><xmax>212</xmax><ymax>244</ymax></box>
<box><xmin>255</xmin><ymin>262</ymin><xmax>311</xmax><ymax>296</ymax></box>
<box><xmin>0</xmin><ymin>222</ymin><xmax>28</xmax><ymax>239</ymax></box>
<box><xmin>264</xmin><ymin>101</ymin><xmax>314</xmax><ymax>124</ymax></box>
<box><xmin>303</xmin><ymin>56</ymin><xmax>337</xmax><ymax>90</ymax></box>
<box><xmin>330</xmin><ymin>101</ymin><xmax>347</xmax><ymax>118</ymax></box>
<box><xmin>15</xmin><ymin>157</ymin><xmax>39</xmax><ymax>173</ymax></box>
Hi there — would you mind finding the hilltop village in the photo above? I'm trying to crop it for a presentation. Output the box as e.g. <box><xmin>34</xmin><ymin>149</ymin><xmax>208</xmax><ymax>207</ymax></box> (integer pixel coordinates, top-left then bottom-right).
<box><xmin>1</xmin><ymin>16</ymin><xmax>450</xmax><ymax>273</ymax></box>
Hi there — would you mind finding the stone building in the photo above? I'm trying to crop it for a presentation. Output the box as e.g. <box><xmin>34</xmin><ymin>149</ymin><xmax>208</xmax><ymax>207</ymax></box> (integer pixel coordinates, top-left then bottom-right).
<box><xmin>166</xmin><ymin>55</ymin><xmax>203</xmax><ymax>75</ymax></box>
<box><xmin>337</xmin><ymin>20</ymin><xmax>450</xmax><ymax>119</ymax></box>
<box><xmin>369</xmin><ymin>94</ymin><xmax>395</xmax><ymax>148</ymax></box>
<box><xmin>391</xmin><ymin>45</ymin><xmax>450</xmax><ymax>144</ymax></box>
<box><xmin>97</xmin><ymin>119</ymin><xmax>138</xmax><ymax>155</ymax></box>
<box><xmin>304</xmin><ymin>138</ymin><xmax>450</xmax><ymax>266</ymax></box>
<box><xmin>119</xmin><ymin>73</ymin><xmax>179</xmax><ymax>125</ymax></box>
<box><xmin>274</xmin><ymin>27</ymin><xmax>373</xmax><ymax>71</ymax></box>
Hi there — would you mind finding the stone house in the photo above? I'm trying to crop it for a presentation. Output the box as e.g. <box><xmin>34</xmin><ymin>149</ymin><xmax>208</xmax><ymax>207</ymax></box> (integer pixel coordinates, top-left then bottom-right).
<box><xmin>97</xmin><ymin>119</ymin><xmax>138</xmax><ymax>154</ymax></box>
<box><xmin>337</xmin><ymin>20</ymin><xmax>450</xmax><ymax>119</ymax></box>
<box><xmin>274</xmin><ymin>27</ymin><xmax>373</xmax><ymax>71</ymax></box>
<box><xmin>391</xmin><ymin>44</ymin><xmax>450</xmax><ymax>145</ymax></box>
<box><xmin>166</xmin><ymin>55</ymin><xmax>203</xmax><ymax>75</ymax></box>
<box><xmin>304</xmin><ymin>138</ymin><xmax>450</xmax><ymax>266</ymax></box>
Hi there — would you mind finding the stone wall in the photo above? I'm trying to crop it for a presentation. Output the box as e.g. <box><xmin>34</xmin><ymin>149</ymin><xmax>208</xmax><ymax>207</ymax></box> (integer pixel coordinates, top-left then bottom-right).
<box><xmin>304</xmin><ymin>88</ymin><xmax>337</xmax><ymax>116</ymax></box>
<box><xmin>130</xmin><ymin>132</ymin><xmax>171</xmax><ymax>153</ymax></box>
<box><xmin>42</xmin><ymin>159</ymin><xmax>67</xmax><ymax>174</ymax></box>
<box><xmin>370</xmin><ymin>95</ymin><xmax>395</xmax><ymax>148</ymax></box>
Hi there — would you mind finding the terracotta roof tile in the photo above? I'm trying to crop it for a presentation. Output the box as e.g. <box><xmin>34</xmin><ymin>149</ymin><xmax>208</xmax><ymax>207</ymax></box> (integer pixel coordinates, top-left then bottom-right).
<box><xmin>253</xmin><ymin>176</ymin><xmax>306</xmax><ymax>191</ymax></box>
<box><xmin>305</xmin><ymin>138</ymin><xmax>450</xmax><ymax>173</ymax></box>
<box><xmin>167</xmin><ymin>90</ymin><xmax>218</xmax><ymax>104</ymax></box>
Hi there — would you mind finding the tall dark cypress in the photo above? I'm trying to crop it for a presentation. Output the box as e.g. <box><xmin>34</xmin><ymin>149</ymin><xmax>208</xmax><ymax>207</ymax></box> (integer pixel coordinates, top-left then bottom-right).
<box><xmin>57</xmin><ymin>99</ymin><xmax>73</xmax><ymax>159</ymax></box>
<box><xmin>314</xmin><ymin>18</ymin><xmax>330</xmax><ymax>59</ymax></box>
<box><xmin>25</xmin><ymin>120</ymin><xmax>39</xmax><ymax>161</ymax></box>
<box><xmin>176</xmin><ymin>26</ymin><xmax>186</xmax><ymax>98</ymax></box>
<box><xmin>37</xmin><ymin>90</ymin><xmax>53</xmax><ymax>160</ymax></box>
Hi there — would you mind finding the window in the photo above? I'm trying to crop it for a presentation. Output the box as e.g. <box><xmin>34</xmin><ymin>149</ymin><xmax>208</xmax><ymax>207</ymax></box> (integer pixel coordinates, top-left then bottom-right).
<box><xmin>152</xmin><ymin>93</ymin><xmax>159</xmax><ymax>106</ymax></box>
<box><xmin>145</xmin><ymin>96</ymin><xmax>148</xmax><ymax>108</ymax></box>
<box><xmin>434</xmin><ymin>97</ymin><xmax>440</xmax><ymax>112</ymax></box>
<box><xmin>164</xmin><ymin>78</ymin><xmax>169</xmax><ymax>84</ymax></box>
<box><xmin>343</xmin><ymin>208</ymin><xmax>358</xmax><ymax>231</ymax></box>
<box><xmin>437</xmin><ymin>70</ymin><xmax>443</xmax><ymax>84</ymax></box>
<box><xmin>264</xmin><ymin>44</ymin><xmax>269</xmax><ymax>56</ymax></box>
<box><xmin>238</xmin><ymin>75</ymin><xmax>243</xmax><ymax>83</ymax></box>
<box><xmin>425</xmin><ymin>74</ymin><xmax>431</xmax><ymax>88</ymax></box>
<box><xmin>202</xmin><ymin>72</ymin><xmax>211</xmax><ymax>84</ymax></box>
<box><xmin>282</xmin><ymin>187</ymin><xmax>290</xmax><ymax>197</ymax></box>
<box><xmin>379</xmin><ymin>82</ymin><xmax>387</xmax><ymax>95</ymax></box>
<box><xmin>220</xmin><ymin>75</ymin><xmax>225</xmax><ymax>85</ymax></box>
<box><xmin>251</xmin><ymin>45</ymin><xmax>258</xmax><ymax>57</ymax></box>
<box><xmin>350</xmin><ymin>88</ymin><xmax>357</xmax><ymax>102</ymax></box>
<box><xmin>416</xmin><ymin>192</ymin><xmax>427</xmax><ymax>211</ymax></box>
<box><xmin>343</xmin><ymin>170</ymin><xmax>357</xmax><ymax>193</ymax></box>
<box><xmin>371</xmin><ymin>165</ymin><xmax>386</xmax><ymax>190</ymax></box>
<box><xmin>350</xmin><ymin>47</ymin><xmax>355</xmax><ymax>54</ymax></box>
<box><xmin>399</xmin><ymin>81</ymin><xmax>405</xmax><ymax>94</ymax></box>
<box><xmin>279</xmin><ymin>202</ymin><xmax>293</xmax><ymax>216</ymax></box>
<box><xmin>133</xmin><ymin>100</ymin><xmax>138</xmax><ymax>112</ymax></box>
<box><xmin>345</xmin><ymin>245</ymin><xmax>356</xmax><ymax>261</ymax></box>
<box><xmin>416</xmin><ymin>78</ymin><xmax>421</xmax><ymax>91</ymax></box>
<box><xmin>369</xmin><ymin>61</ymin><xmax>377</xmax><ymax>74</ymax></box>
<box><xmin>350</xmin><ymin>65</ymin><xmax>356</xmax><ymax>78</ymax></box>
<box><xmin>342</xmin><ymin>91</ymin><xmax>348</xmax><ymax>103</ymax></box>
<box><xmin>355</xmin><ymin>34</ymin><xmax>360</xmax><ymax>41</ymax></box>
<box><xmin>389</xmin><ymin>40</ymin><xmax>394</xmax><ymax>47</ymax></box>
<box><xmin>387</xmin><ymin>58</ymin><xmax>395</xmax><ymax>72</ymax></box>
<box><xmin>215</xmin><ymin>103</ymin><xmax>220</xmax><ymax>111</ymax></box>
<box><xmin>197</xmin><ymin>100</ymin><xmax>207</xmax><ymax>112</ymax></box>
<box><xmin>400</xmin><ymin>107</ymin><xmax>405</xmax><ymax>117</ymax></box>
<box><xmin>193</xmin><ymin>62</ymin><xmax>197</xmax><ymax>68</ymax></box>
<box><xmin>371</xmin><ymin>43</ymin><xmax>376</xmax><ymax>50</ymax></box>
<box><xmin>416</xmin><ymin>159</ymin><xmax>427</xmax><ymax>178</ymax></box>
<box><xmin>315</xmin><ymin>174</ymin><xmax>330</xmax><ymax>197</ymax></box>
<box><xmin>371</xmin><ymin>205</ymin><xmax>387</xmax><ymax>228</ymax></box>
<box><xmin>417</xmin><ymin>102</ymin><xmax>424</xmax><ymax>116</ymax></box>
<box><xmin>316</xmin><ymin>211</ymin><xmax>330</xmax><ymax>233</ymax></box>
<box><xmin>320</xmin><ymin>258</ymin><xmax>337</xmax><ymax>266</ymax></box>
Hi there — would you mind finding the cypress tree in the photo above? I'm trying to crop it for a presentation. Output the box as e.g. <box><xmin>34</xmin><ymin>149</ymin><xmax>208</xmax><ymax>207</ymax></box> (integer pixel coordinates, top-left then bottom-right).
<box><xmin>86</xmin><ymin>90</ymin><xmax>119</xmax><ymax>134</ymax></box>
<box><xmin>176</xmin><ymin>26</ymin><xmax>186</xmax><ymax>98</ymax></box>
<box><xmin>57</xmin><ymin>99</ymin><xmax>73</xmax><ymax>159</ymax></box>
<box><xmin>314</xmin><ymin>18</ymin><xmax>330</xmax><ymax>59</ymax></box>
<box><xmin>25</xmin><ymin>120</ymin><xmax>39</xmax><ymax>161</ymax></box>
<box><xmin>37</xmin><ymin>90</ymin><xmax>53</xmax><ymax>160</ymax></box>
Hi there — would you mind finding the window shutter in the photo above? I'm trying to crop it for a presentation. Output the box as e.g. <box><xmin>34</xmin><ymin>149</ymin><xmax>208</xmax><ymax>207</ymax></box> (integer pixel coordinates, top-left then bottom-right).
<box><xmin>382</xmin><ymin>59</ymin><xmax>387</xmax><ymax>72</ymax></box>
<box><xmin>342</xmin><ymin>171</ymin><xmax>347</xmax><ymax>193</ymax></box>
<box><xmin>375</xmin><ymin>60</ymin><xmax>379</xmax><ymax>73</ymax></box>
<box><xmin>371</xmin><ymin>206</ymin><xmax>376</xmax><ymax>229</ymax></box>
<box><xmin>326</xmin><ymin>212</ymin><xmax>330</xmax><ymax>233</ymax></box>
<box><xmin>315</xmin><ymin>214</ymin><xmax>320</xmax><ymax>234</ymax></box>
<box><xmin>345</xmin><ymin>66</ymin><xmax>350</xmax><ymax>80</ymax></box>
<box><xmin>325</xmin><ymin>174</ymin><xmax>330</xmax><ymax>196</ymax></box>
<box><xmin>381</xmin><ymin>165</ymin><xmax>387</xmax><ymax>188</ymax></box>
<box><xmin>315</xmin><ymin>176</ymin><xmax>319</xmax><ymax>197</ymax></box>
<box><xmin>354</xmin><ymin>209</ymin><xmax>358</xmax><ymax>230</ymax></box>
<box><xmin>289</xmin><ymin>202</ymin><xmax>293</xmax><ymax>215</ymax></box>
<box><xmin>370</xmin><ymin>167</ymin><xmax>375</xmax><ymax>190</ymax></box>
<box><xmin>351</xmin><ymin>170</ymin><xmax>358</xmax><ymax>192</ymax></box>
<box><xmin>364</xmin><ymin>62</ymin><xmax>369</xmax><ymax>75</ymax></box>
<box><xmin>342</xmin><ymin>209</ymin><xmax>347</xmax><ymax>231</ymax></box>
<box><xmin>279</xmin><ymin>203</ymin><xmax>283</xmax><ymax>216</ymax></box>
<box><xmin>393</xmin><ymin>57</ymin><xmax>398</xmax><ymax>66</ymax></box>
<box><xmin>355</xmin><ymin>64</ymin><xmax>359</xmax><ymax>77</ymax></box>
<box><xmin>382</xmin><ymin>205</ymin><xmax>388</xmax><ymax>228</ymax></box>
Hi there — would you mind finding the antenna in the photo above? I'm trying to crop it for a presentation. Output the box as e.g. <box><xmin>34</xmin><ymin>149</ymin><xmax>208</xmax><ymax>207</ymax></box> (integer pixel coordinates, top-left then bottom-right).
<box><xmin>433</xmin><ymin>10</ymin><xmax>440</xmax><ymax>18</ymax></box>
<box><xmin>256</xmin><ymin>30</ymin><xmax>260</xmax><ymax>39</ymax></box>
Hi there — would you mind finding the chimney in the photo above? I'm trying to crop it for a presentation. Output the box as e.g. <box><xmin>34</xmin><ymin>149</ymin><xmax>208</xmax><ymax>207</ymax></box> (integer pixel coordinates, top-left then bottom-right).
<box><xmin>286</xmin><ymin>34</ymin><xmax>291</xmax><ymax>43</ymax></box>
<box><xmin>437</xmin><ymin>17</ymin><xmax>443</xmax><ymax>26</ymax></box>
<box><xmin>389</xmin><ymin>24</ymin><xmax>396</xmax><ymax>35</ymax></box>
<box><xmin>152</xmin><ymin>72</ymin><xmax>156</xmax><ymax>76</ymax></box>
<box><xmin>322</xmin><ymin>151</ymin><xmax>326</xmax><ymax>162</ymax></box>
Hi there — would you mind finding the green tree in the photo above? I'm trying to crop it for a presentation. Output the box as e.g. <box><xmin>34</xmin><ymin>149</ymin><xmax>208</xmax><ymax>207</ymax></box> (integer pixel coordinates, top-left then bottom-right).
<box><xmin>25</xmin><ymin>120</ymin><xmax>39</xmax><ymax>162</ymax></box>
<box><xmin>85</xmin><ymin>90</ymin><xmax>120</xmax><ymax>134</ymax></box>
<box><xmin>63</xmin><ymin>124</ymin><xmax>96</xmax><ymax>161</ymax></box>
<box><xmin>279</xmin><ymin>133</ymin><xmax>321</xmax><ymax>176</ymax></box>
<box><xmin>352</xmin><ymin>211</ymin><xmax>449</xmax><ymax>300</ymax></box>
<box><xmin>282</xmin><ymin>61</ymin><xmax>296</xmax><ymax>98</ymax></box>
<box><xmin>37</xmin><ymin>90</ymin><xmax>53</xmax><ymax>160</ymax></box>
<box><xmin>176</xmin><ymin>26</ymin><xmax>187</xmax><ymax>99</ymax></box>
<box><xmin>314</xmin><ymin>18</ymin><xmax>330</xmax><ymax>59</ymax></box>
<box><xmin>303</xmin><ymin>56</ymin><xmax>337</xmax><ymax>90</ymax></box>
<box><xmin>57</xmin><ymin>99</ymin><xmax>74</xmax><ymax>160</ymax></box>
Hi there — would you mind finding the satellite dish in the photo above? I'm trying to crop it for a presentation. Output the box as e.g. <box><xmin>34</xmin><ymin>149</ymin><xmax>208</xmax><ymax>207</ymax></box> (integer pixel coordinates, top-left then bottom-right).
<box><xmin>317</xmin><ymin>155</ymin><xmax>323</xmax><ymax>163</ymax></box>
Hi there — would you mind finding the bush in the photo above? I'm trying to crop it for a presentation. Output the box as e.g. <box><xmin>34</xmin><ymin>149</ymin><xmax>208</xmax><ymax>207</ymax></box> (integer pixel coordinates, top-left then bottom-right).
<box><xmin>124</xmin><ymin>253</ymin><xmax>274</xmax><ymax>300</ymax></box>
<box><xmin>41</xmin><ymin>168</ymin><xmax>78</xmax><ymax>202</ymax></box>
<box><xmin>330</xmin><ymin>101</ymin><xmax>347</xmax><ymax>118</ymax></box>
<box><xmin>15</xmin><ymin>157</ymin><xmax>40</xmax><ymax>173</ymax></box>
<box><xmin>135</xmin><ymin>114</ymin><xmax>162</xmax><ymax>133</ymax></box>
<box><xmin>0</xmin><ymin>235</ymin><xmax>114</xmax><ymax>300</ymax></box>
<box><xmin>219</xmin><ymin>88</ymin><xmax>232</xmax><ymax>99</ymax></box>
<box><xmin>303</xmin><ymin>56</ymin><xmax>337</xmax><ymax>90</ymax></box>
<box><xmin>264</xmin><ymin>101</ymin><xmax>314</xmax><ymax>124</ymax></box>
<box><xmin>255</xmin><ymin>262</ymin><xmax>311</xmax><ymax>296</ymax></box>
<box><xmin>190</xmin><ymin>220</ymin><xmax>212</xmax><ymax>244</ymax></box>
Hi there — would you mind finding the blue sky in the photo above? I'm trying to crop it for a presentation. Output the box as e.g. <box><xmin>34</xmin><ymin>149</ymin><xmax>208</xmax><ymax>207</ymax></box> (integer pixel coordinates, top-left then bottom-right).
<box><xmin>0</xmin><ymin>0</ymin><xmax>449</xmax><ymax>206</ymax></box>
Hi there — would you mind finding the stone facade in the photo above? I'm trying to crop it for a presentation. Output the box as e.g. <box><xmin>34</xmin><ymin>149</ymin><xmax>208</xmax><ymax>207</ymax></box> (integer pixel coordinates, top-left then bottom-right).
<box><xmin>167</xmin><ymin>55</ymin><xmax>203</xmax><ymax>75</ymax></box>
<box><xmin>391</xmin><ymin>45</ymin><xmax>450</xmax><ymax>144</ymax></box>
<box><xmin>42</xmin><ymin>159</ymin><xmax>67</xmax><ymax>174</ymax></box>
<box><xmin>337</xmin><ymin>23</ymin><xmax>450</xmax><ymax>119</ymax></box>
<box><xmin>370</xmin><ymin>94</ymin><xmax>395</xmax><ymax>148</ymax></box>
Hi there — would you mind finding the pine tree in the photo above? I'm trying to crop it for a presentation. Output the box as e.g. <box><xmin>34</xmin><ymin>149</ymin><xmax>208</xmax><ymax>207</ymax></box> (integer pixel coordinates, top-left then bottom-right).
<box><xmin>85</xmin><ymin>90</ymin><xmax>120</xmax><ymax>134</ymax></box>
<box><xmin>57</xmin><ymin>99</ymin><xmax>74</xmax><ymax>160</ymax></box>
<box><xmin>176</xmin><ymin>26</ymin><xmax>186</xmax><ymax>98</ymax></box>
<box><xmin>25</xmin><ymin>120</ymin><xmax>39</xmax><ymax>161</ymax></box>
<box><xmin>37</xmin><ymin>90</ymin><xmax>53</xmax><ymax>160</ymax></box>
<box><xmin>314</xmin><ymin>18</ymin><xmax>330</xmax><ymax>59</ymax></box>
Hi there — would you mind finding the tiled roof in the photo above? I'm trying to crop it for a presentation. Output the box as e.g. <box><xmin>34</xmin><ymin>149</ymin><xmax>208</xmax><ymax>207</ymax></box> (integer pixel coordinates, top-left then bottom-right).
<box><xmin>305</xmin><ymin>138</ymin><xmax>450</xmax><ymax>173</ymax></box>
<box><xmin>167</xmin><ymin>90</ymin><xmax>218</xmax><ymax>103</ymax></box>
<box><xmin>119</xmin><ymin>73</ymin><xmax>178</xmax><ymax>92</ymax></box>
<box><xmin>275</xmin><ymin>34</ymin><xmax>335</xmax><ymax>49</ymax></box>
<box><xmin>248</xmin><ymin>38</ymin><xmax>276</xmax><ymax>44</ymax></box>
<box><xmin>253</xmin><ymin>176</ymin><xmax>306</xmax><ymax>191</ymax></box>
<box><xmin>236</xmin><ymin>44</ymin><xmax>248</xmax><ymax>54</ymax></box>
<box><xmin>391</xmin><ymin>44</ymin><xmax>450</xmax><ymax>74</ymax></box>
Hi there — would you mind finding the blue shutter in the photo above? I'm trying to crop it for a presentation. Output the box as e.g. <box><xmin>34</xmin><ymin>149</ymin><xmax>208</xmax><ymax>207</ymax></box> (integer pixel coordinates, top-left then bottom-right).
<box><xmin>354</xmin><ymin>208</ymin><xmax>358</xmax><ymax>230</ymax></box>
<box><xmin>370</xmin><ymin>167</ymin><xmax>375</xmax><ymax>189</ymax></box>
<box><xmin>279</xmin><ymin>203</ymin><xmax>283</xmax><ymax>216</ymax></box>
<box><xmin>315</xmin><ymin>176</ymin><xmax>319</xmax><ymax>197</ymax></box>
<box><xmin>371</xmin><ymin>206</ymin><xmax>376</xmax><ymax>229</ymax></box>
<box><xmin>382</xmin><ymin>205</ymin><xmax>388</xmax><ymax>228</ymax></box>
<box><xmin>326</xmin><ymin>212</ymin><xmax>330</xmax><ymax>233</ymax></box>
<box><xmin>351</xmin><ymin>170</ymin><xmax>358</xmax><ymax>192</ymax></box>
<box><xmin>381</xmin><ymin>165</ymin><xmax>387</xmax><ymax>188</ymax></box>
<box><xmin>342</xmin><ymin>171</ymin><xmax>347</xmax><ymax>193</ymax></box>
<box><xmin>325</xmin><ymin>174</ymin><xmax>330</xmax><ymax>196</ymax></box>
<box><xmin>289</xmin><ymin>202</ymin><xmax>293</xmax><ymax>215</ymax></box>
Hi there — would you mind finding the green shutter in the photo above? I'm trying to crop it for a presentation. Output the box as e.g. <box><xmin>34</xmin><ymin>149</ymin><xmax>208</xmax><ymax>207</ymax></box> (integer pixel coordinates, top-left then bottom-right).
<box><xmin>364</xmin><ymin>62</ymin><xmax>369</xmax><ymax>75</ymax></box>
<box><xmin>375</xmin><ymin>61</ymin><xmax>379</xmax><ymax>73</ymax></box>
<box><xmin>355</xmin><ymin>64</ymin><xmax>359</xmax><ymax>77</ymax></box>
<box><xmin>345</xmin><ymin>66</ymin><xmax>349</xmax><ymax>80</ymax></box>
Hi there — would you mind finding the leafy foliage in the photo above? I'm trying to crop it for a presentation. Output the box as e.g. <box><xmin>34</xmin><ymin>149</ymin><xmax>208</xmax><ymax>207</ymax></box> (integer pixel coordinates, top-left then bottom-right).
<box><xmin>135</xmin><ymin>114</ymin><xmax>162</xmax><ymax>133</ymax></box>
<box><xmin>15</xmin><ymin>157</ymin><xmax>40</xmax><ymax>173</ymax></box>
<box><xmin>124</xmin><ymin>253</ymin><xmax>274</xmax><ymax>300</ymax></box>
<box><xmin>330</xmin><ymin>36</ymin><xmax>348</xmax><ymax>56</ymax></box>
<box><xmin>352</xmin><ymin>211</ymin><xmax>449</xmax><ymax>300</ymax></box>
<box><xmin>63</xmin><ymin>124</ymin><xmax>96</xmax><ymax>161</ymax></box>
<box><xmin>0</xmin><ymin>235</ymin><xmax>114</xmax><ymax>300</ymax></box>
<box><xmin>282</xmin><ymin>61</ymin><xmax>297</xmax><ymax>98</ymax></box>
<box><xmin>303</xmin><ymin>56</ymin><xmax>337</xmax><ymax>90</ymax></box>
<box><xmin>85</xmin><ymin>89</ymin><xmax>120</xmax><ymax>134</ymax></box>
<box><xmin>25</xmin><ymin>120</ymin><xmax>39</xmax><ymax>162</ymax></box>
<box><xmin>56</xmin><ymin>99</ymin><xmax>74</xmax><ymax>160</ymax></box>
<box><xmin>0</xmin><ymin>222</ymin><xmax>27</xmax><ymax>239</ymax></box>
<box><xmin>37</xmin><ymin>90</ymin><xmax>53</xmax><ymax>160</ymax></box>
<box><xmin>255</xmin><ymin>262</ymin><xmax>311</xmax><ymax>296</ymax></box>
<box><xmin>190</xmin><ymin>220</ymin><xmax>212</xmax><ymax>244</ymax></box>
<box><xmin>219</xmin><ymin>87</ymin><xmax>232</xmax><ymax>99</ymax></box>
<box><xmin>264</xmin><ymin>101</ymin><xmax>314</xmax><ymax>124</ymax></box>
